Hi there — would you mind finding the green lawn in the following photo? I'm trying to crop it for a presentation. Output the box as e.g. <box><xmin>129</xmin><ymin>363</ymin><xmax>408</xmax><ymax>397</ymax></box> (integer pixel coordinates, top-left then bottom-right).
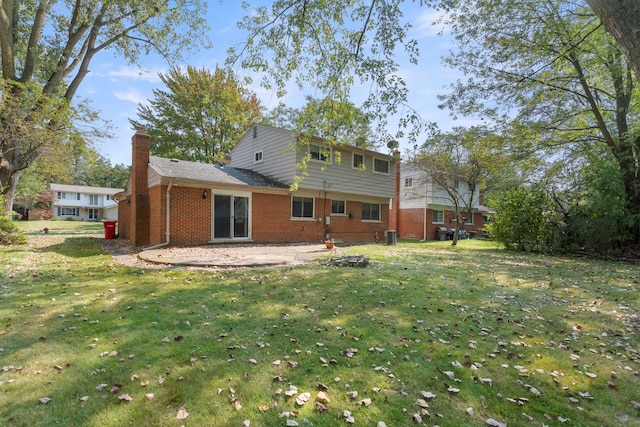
<box><xmin>1</xmin><ymin>221</ymin><xmax>639</xmax><ymax>426</ymax></box>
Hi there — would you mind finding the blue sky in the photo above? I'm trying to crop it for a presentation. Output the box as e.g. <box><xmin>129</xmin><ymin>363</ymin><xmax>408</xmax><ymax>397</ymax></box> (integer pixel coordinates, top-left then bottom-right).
<box><xmin>76</xmin><ymin>2</ymin><xmax>473</xmax><ymax>166</ymax></box>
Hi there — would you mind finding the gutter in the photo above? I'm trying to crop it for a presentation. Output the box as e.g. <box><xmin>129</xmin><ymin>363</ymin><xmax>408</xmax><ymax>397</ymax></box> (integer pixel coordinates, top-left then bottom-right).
<box><xmin>143</xmin><ymin>180</ymin><xmax>173</xmax><ymax>250</ymax></box>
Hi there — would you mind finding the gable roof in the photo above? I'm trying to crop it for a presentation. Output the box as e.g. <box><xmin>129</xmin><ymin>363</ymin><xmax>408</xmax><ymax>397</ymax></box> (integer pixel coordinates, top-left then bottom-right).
<box><xmin>148</xmin><ymin>155</ymin><xmax>288</xmax><ymax>189</ymax></box>
<box><xmin>50</xmin><ymin>183</ymin><xmax>123</xmax><ymax>195</ymax></box>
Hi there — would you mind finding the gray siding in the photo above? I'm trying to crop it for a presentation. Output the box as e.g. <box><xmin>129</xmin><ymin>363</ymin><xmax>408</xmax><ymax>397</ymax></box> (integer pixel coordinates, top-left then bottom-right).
<box><xmin>228</xmin><ymin>125</ymin><xmax>298</xmax><ymax>184</ymax></box>
<box><xmin>294</xmin><ymin>147</ymin><xmax>395</xmax><ymax>199</ymax></box>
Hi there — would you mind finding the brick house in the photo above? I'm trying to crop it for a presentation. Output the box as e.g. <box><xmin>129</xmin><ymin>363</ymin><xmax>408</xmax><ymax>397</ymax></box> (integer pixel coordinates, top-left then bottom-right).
<box><xmin>395</xmin><ymin>163</ymin><xmax>491</xmax><ymax>241</ymax></box>
<box><xmin>114</xmin><ymin>125</ymin><xmax>397</xmax><ymax>247</ymax></box>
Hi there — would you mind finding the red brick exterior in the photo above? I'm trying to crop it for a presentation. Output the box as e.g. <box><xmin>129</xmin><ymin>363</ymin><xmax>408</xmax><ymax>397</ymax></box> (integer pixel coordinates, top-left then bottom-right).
<box><xmin>398</xmin><ymin>207</ymin><xmax>486</xmax><ymax>240</ymax></box>
<box><xmin>117</xmin><ymin>131</ymin><xmax>390</xmax><ymax>247</ymax></box>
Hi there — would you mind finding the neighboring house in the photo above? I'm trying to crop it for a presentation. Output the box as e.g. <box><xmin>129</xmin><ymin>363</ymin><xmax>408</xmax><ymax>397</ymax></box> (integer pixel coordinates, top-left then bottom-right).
<box><xmin>396</xmin><ymin>163</ymin><xmax>491</xmax><ymax>240</ymax></box>
<box><xmin>114</xmin><ymin>125</ymin><xmax>397</xmax><ymax>247</ymax></box>
<box><xmin>50</xmin><ymin>183</ymin><xmax>123</xmax><ymax>221</ymax></box>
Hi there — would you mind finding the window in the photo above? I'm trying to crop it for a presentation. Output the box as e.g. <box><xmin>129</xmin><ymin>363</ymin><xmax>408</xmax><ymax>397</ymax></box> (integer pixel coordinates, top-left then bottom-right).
<box><xmin>106</xmin><ymin>195</ymin><xmax>111</xmax><ymax>200</ymax></box>
<box><xmin>352</xmin><ymin>153</ymin><xmax>364</xmax><ymax>169</ymax></box>
<box><xmin>331</xmin><ymin>200</ymin><xmax>346</xmax><ymax>215</ymax></box>
<box><xmin>254</xmin><ymin>150</ymin><xmax>263</xmax><ymax>163</ymax></box>
<box><xmin>362</xmin><ymin>203</ymin><xmax>380</xmax><ymax>221</ymax></box>
<box><xmin>88</xmin><ymin>209</ymin><xmax>98</xmax><ymax>219</ymax></box>
<box><xmin>465</xmin><ymin>215</ymin><xmax>474</xmax><ymax>225</ymax></box>
<box><xmin>89</xmin><ymin>195</ymin><xmax>99</xmax><ymax>205</ymax></box>
<box><xmin>432</xmin><ymin>210</ymin><xmax>444</xmax><ymax>224</ymax></box>
<box><xmin>405</xmin><ymin>177</ymin><xmax>413</xmax><ymax>187</ymax></box>
<box><xmin>58</xmin><ymin>207</ymin><xmax>79</xmax><ymax>216</ymax></box>
<box><xmin>373</xmin><ymin>158</ymin><xmax>389</xmax><ymax>174</ymax></box>
<box><xmin>454</xmin><ymin>180</ymin><xmax>460</xmax><ymax>189</ymax></box>
<box><xmin>292</xmin><ymin>196</ymin><xmax>314</xmax><ymax>218</ymax></box>
<box><xmin>469</xmin><ymin>182</ymin><xmax>476</xmax><ymax>192</ymax></box>
<box><xmin>309</xmin><ymin>144</ymin><xmax>330</xmax><ymax>162</ymax></box>
<box><xmin>253</xmin><ymin>126</ymin><xmax>257</xmax><ymax>138</ymax></box>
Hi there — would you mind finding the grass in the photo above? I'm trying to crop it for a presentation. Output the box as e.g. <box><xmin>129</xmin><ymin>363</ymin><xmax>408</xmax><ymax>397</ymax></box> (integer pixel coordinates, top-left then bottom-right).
<box><xmin>1</xmin><ymin>221</ymin><xmax>639</xmax><ymax>426</ymax></box>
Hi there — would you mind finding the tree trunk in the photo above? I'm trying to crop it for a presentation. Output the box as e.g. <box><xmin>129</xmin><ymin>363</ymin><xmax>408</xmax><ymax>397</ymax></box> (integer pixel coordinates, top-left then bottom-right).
<box><xmin>1</xmin><ymin>169</ymin><xmax>21</xmax><ymax>216</ymax></box>
<box><xmin>587</xmin><ymin>0</ymin><xmax>640</xmax><ymax>80</ymax></box>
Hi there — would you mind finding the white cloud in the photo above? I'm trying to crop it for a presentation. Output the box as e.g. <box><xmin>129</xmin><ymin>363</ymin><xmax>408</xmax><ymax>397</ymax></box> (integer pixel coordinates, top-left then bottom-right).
<box><xmin>113</xmin><ymin>88</ymin><xmax>148</xmax><ymax>105</ymax></box>
<box><xmin>92</xmin><ymin>65</ymin><xmax>165</xmax><ymax>83</ymax></box>
<box><xmin>416</xmin><ymin>9</ymin><xmax>452</xmax><ymax>36</ymax></box>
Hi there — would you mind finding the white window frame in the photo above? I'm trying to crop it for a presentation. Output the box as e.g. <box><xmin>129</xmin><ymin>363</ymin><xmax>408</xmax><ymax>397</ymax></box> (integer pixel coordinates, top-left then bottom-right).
<box><xmin>405</xmin><ymin>177</ymin><xmax>413</xmax><ymax>187</ymax></box>
<box><xmin>254</xmin><ymin>150</ymin><xmax>264</xmax><ymax>164</ymax></box>
<box><xmin>291</xmin><ymin>196</ymin><xmax>315</xmax><ymax>219</ymax></box>
<box><xmin>331</xmin><ymin>200</ymin><xmax>346</xmax><ymax>215</ymax></box>
<box><xmin>352</xmin><ymin>152</ymin><xmax>365</xmax><ymax>170</ymax></box>
<box><xmin>432</xmin><ymin>210</ymin><xmax>444</xmax><ymax>224</ymax></box>
<box><xmin>373</xmin><ymin>158</ymin><xmax>390</xmax><ymax>175</ymax></box>
<box><xmin>89</xmin><ymin>194</ymin><xmax>99</xmax><ymax>205</ymax></box>
<box><xmin>362</xmin><ymin>203</ymin><xmax>381</xmax><ymax>222</ymax></box>
<box><xmin>309</xmin><ymin>143</ymin><xmax>332</xmax><ymax>163</ymax></box>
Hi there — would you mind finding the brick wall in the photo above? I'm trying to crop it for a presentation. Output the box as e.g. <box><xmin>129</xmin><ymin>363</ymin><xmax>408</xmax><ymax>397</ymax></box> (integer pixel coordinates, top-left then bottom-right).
<box><xmin>400</xmin><ymin>207</ymin><xmax>486</xmax><ymax>241</ymax></box>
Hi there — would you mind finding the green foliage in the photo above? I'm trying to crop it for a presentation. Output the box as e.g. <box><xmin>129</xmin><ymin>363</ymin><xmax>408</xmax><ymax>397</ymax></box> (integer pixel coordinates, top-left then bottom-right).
<box><xmin>486</xmin><ymin>185</ymin><xmax>555</xmax><ymax>252</ymax></box>
<box><xmin>132</xmin><ymin>66</ymin><xmax>262</xmax><ymax>164</ymax></box>
<box><xmin>436</xmin><ymin>0</ymin><xmax>640</xmax><ymax>244</ymax></box>
<box><xmin>1</xmin><ymin>0</ymin><xmax>210</xmax><ymax>213</ymax></box>
<box><xmin>231</xmin><ymin>0</ymin><xmax>430</xmax><ymax>146</ymax></box>
<box><xmin>0</xmin><ymin>196</ymin><xmax>26</xmax><ymax>245</ymax></box>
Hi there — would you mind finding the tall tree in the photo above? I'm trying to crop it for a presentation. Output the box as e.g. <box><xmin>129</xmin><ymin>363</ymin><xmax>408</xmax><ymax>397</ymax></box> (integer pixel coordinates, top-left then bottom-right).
<box><xmin>0</xmin><ymin>0</ymin><xmax>209</xmax><ymax>215</ymax></box>
<box><xmin>412</xmin><ymin>126</ymin><xmax>502</xmax><ymax>245</ymax></box>
<box><xmin>230</xmin><ymin>0</ymin><xmax>429</xmax><ymax>148</ymax></box>
<box><xmin>132</xmin><ymin>66</ymin><xmax>262</xmax><ymax>164</ymax></box>
<box><xmin>585</xmin><ymin>1</ymin><xmax>640</xmax><ymax>80</ymax></box>
<box><xmin>431</xmin><ymin>0</ymin><xmax>640</xmax><ymax>244</ymax></box>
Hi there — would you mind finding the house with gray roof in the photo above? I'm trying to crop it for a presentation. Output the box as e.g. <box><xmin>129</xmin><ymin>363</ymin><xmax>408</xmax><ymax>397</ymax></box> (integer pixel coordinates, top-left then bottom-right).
<box><xmin>114</xmin><ymin>125</ymin><xmax>398</xmax><ymax>247</ymax></box>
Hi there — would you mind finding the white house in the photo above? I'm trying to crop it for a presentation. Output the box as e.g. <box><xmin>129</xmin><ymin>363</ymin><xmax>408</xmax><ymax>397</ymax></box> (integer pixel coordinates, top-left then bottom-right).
<box><xmin>50</xmin><ymin>184</ymin><xmax>123</xmax><ymax>221</ymax></box>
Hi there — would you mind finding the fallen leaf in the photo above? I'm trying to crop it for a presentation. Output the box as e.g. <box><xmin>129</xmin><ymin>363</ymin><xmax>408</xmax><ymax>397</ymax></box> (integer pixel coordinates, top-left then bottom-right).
<box><xmin>38</xmin><ymin>397</ymin><xmax>52</xmax><ymax>405</ymax></box>
<box><xmin>486</xmin><ymin>418</ymin><xmax>507</xmax><ymax>427</ymax></box>
<box><xmin>296</xmin><ymin>392</ymin><xmax>311</xmax><ymax>406</ymax></box>
<box><xmin>317</xmin><ymin>391</ymin><xmax>330</xmax><ymax>403</ymax></box>
<box><xmin>96</xmin><ymin>383</ymin><xmax>108</xmax><ymax>391</ymax></box>
<box><xmin>118</xmin><ymin>394</ymin><xmax>132</xmax><ymax>402</ymax></box>
<box><xmin>145</xmin><ymin>393</ymin><xmax>154</xmax><ymax>400</ymax></box>
<box><xmin>315</xmin><ymin>401</ymin><xmax>328</xmax><ymax>412</ymax></box>
<box><xmin>176</xmin><ymin>404</ymin><xmax>188</xmax><ymax>419</ymax></box>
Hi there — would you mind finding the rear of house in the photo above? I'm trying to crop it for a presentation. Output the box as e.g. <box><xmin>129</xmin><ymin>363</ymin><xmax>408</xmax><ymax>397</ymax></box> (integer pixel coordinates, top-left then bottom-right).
<box><xmin>397</xmin><ymin>164</ymin><xmax>489</xmax><ymax>240</ymax></box>
<box><xmin>115</xmin><ymin>126</ymin><xmax>398</xmax><ymax>247</ymax></box>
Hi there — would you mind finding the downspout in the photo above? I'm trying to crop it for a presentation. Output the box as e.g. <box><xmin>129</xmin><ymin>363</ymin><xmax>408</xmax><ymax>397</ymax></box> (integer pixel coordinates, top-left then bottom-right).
<box><xmin>420</xmin><ymin>176</ymin><xmax>428</xmax><ymax>242</ymax></box>
<box><xmin>143</xmin><ymin>180</ymin><xmax>173</xmax><ymax>250</ymax></box>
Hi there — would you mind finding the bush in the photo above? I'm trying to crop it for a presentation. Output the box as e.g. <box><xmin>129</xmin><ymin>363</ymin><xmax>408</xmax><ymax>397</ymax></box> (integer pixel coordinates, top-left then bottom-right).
<box><xmin>0</xmin><ymin>196</ymin><xmax>27</xmax><ymax>245</ymax></box>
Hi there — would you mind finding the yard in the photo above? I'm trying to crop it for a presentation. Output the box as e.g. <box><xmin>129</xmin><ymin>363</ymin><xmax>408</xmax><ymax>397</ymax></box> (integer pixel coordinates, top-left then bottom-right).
<box><xmin>1</xmin><ymin>221</ymin><xmax>639</xmax><ymax>426</ymax></box>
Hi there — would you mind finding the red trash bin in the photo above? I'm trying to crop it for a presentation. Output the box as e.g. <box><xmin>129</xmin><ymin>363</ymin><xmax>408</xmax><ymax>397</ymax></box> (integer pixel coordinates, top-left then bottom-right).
<box><xmin>103</xmin><ymin>221</ymin><xmax>117</xmax><ymax>239</ymax></box>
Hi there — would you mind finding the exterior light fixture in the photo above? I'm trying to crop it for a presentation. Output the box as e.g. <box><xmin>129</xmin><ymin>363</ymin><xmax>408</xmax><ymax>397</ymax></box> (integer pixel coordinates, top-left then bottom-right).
<box><xmin>202</xmin><ymin>190</ymin><xmax>208</xmax><ymax>200</ymax></box>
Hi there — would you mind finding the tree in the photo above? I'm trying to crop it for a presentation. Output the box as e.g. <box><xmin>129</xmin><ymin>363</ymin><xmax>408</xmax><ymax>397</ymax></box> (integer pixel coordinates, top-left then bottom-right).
<box><xmin>132</xmin><ymin>66</ymin><xmax>261</xmax><ymax>164</ymax></box>
<box><xmin>230</xmin><ymin>0</ymin><xmax>430</xmax><ymax>148</ymax></box>
<box><xmin>585</xmin><ymin>1</ymin><xmax>640</xmax><ymax>81</ymax></box>
<box><xmin>411</xmin><ymin>126</ymin><xmax>501</xmax><ymax>245</ymax></box>
<box><xmin>1</xmin><ymin>0</ymin><xmax>210</xmax><ymax>215</ymax></box>
<box><xmin>429</xmin><ymin>0</ymin><xmax>640</xmax><ymax>245</ymax></box>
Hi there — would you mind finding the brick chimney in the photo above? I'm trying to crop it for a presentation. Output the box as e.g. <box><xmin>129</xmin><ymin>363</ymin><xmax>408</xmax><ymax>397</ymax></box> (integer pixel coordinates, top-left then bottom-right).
<box><xmin>130</xmin><ymin>131</ymin><xmax>151</xmax><ymax>247</ymax></box>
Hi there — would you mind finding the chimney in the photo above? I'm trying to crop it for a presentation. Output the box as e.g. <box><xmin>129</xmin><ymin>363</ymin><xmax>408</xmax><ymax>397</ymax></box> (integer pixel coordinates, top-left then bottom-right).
<box><xmin>130</xmin><ymin>131</ymin><xmax>151</xmax><ymax>246</ymax></box>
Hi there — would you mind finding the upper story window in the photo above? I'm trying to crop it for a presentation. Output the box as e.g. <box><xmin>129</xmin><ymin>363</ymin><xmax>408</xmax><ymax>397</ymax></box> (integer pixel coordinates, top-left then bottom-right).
<box><xmin>254</xmin><ymin>150</ymin><xmax>264</xmax><ymax>163</ymax></box>
<box><xmin>331</xmin><ymin>200</ymin><xmax>346</xmax><ymax>215</ymax></box>
<box><xmin>291</xmin><ymin>196</ymin><xmax>314</xmax><ymax>219</ymax></box>
<box><xmin>106</xmin><ymin>195</ymin><xmax>111</xmax><ymax>200</ymax></box>
<box><xmin>253</xmin><ymin>126</ymin><xmax>258</xmax><ymax>138</ymax></box>
<box><xmin>373</xmin><ymin>158</ymin><xmax>389</xmax><ymax>175</ymax></box>
<box><xmin>362</xmin><ymin>203</ymin><xmax>380</xmax><ymax>221</ymax></box>
<box><xmin>454</xmin><ymin>179</ymin><xmax>460</xmax><ymax>189</ymax></box>
<box><xmin>405</xmin><ymin>177</ymin><xmax>413</xmax><ymax>187</ymax></box>
<box><xmin>57</xmin><ymin>192</ymin><xmax>80</xmax><ymax>200</ymax></box>
<box><xmin>309</xmin><ymin>143</ymin><xmax>331</xmax><ymax>163</ymax></box>
<box><xmin>352</xmin><ymin>153</ymin><xmax>364</xmax><ymax>170</ymax></box>
<box><xmin>469</xmin><ymin>182</ymin><xmax>476</xmax><ymax>192</ymax></box>
<box><xmin>89</xmin><ymin>195</ymin><xmax>99</xmax><ymax>205</ymax></box>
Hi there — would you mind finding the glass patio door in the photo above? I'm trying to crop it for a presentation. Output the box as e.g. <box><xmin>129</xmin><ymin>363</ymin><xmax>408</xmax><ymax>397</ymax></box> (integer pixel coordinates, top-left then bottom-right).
<box><xmin>213</xmin><ymin>194</ymin><xmax>250</xmax><ymax>240</ymax></box>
